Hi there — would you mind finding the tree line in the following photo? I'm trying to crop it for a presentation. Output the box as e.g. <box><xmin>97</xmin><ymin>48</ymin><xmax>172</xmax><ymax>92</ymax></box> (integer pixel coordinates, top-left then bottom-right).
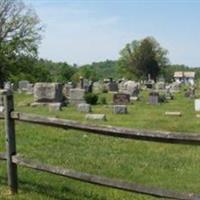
<box><xmin>0</xmin><ymin>0</ymin><xmax>199</xmax><ymax>88</ymax></box>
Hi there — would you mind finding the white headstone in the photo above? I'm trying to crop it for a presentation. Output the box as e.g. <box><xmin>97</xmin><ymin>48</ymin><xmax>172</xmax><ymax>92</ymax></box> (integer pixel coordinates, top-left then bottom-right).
<box><xmin>194</xmin><ymin>99</ymin><xmax>200</xmax><ymax>111</ymax></box>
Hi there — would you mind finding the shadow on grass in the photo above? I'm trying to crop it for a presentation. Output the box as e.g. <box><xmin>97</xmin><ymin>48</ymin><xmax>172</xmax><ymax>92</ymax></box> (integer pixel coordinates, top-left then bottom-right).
<box><xmin>0</xmin><ymin>175</ymin><xmax>107</xmax><ymax>200</ymax></box>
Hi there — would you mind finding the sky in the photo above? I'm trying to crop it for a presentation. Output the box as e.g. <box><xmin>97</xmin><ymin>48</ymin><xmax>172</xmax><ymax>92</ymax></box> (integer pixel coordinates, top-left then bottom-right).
<box><xmin>25</xmin><ymin>0</ymin><xmax>200</xmax><ymax>67</ymax></box>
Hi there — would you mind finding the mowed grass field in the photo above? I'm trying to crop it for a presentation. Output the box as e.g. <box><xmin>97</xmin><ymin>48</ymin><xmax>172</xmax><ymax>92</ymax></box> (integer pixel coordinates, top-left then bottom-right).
<box><xmin>1</xmin><ymin>91</ymin><xmax>200</xmax><ymax>200</ymax></box>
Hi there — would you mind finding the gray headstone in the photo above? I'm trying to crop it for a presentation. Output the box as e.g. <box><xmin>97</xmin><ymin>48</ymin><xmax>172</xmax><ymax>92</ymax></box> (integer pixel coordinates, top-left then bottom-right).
<box><xmin>34</xmin><ymin>82</ymin><xmax>63</xmax><ymax>103</ymax></box>
<box><xmin>85</xmin><ymin>114</ymin><xmax>106</xmax><ymax>121</ymax></box>
<box><xmin>70</xmin><ymin>88</ymin><xmax>85</xmax><ymax>105</ymax></box>
<box><xmin>77</xmin><ymin>103</ymin><xmax>91</xmax><ymax>113</ymax></box>
<box><xmin>113</xmin><ymin>105</ymin><xmax>128</xmax><ymax>114</ymax></box>
<box><xmin>48</xmin><ymin>103</ymin><xmax>62</xmax><ymax>112</ymax></box>
<box><xmin>148</xmin><ymin>92</ymin><xmax>159</xmax><ymax>105</ymax></box>
<box><xmin>18</xmin><ymin>80</ymin><xmax>29</xmax><ymax>92</ymax></box>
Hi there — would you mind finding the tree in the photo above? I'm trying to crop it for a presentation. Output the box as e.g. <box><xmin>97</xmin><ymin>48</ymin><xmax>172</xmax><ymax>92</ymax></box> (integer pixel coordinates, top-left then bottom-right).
<box><xmin>118</xmin><ymin>37</ymin><xmax>169</xmax><ymax>81</ymax></box>
<box><xmin>0</xmin><ymin>0</ymin><xmax>43</xmax><ymax>87</ymax></box>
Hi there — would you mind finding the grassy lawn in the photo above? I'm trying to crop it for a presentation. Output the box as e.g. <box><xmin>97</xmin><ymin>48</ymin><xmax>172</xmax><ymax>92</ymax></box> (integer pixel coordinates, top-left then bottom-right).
<box><xmin>1</xmin><ymin>90</ymin><xmax>200</xmax><ymax>199</ymax></box>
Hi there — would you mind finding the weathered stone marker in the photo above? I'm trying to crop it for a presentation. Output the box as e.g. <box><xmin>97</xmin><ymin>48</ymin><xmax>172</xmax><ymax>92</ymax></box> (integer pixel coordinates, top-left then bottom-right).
<box><xmin>70</xmin><ymin>88</ymin><xmax>85</xmax><ymax>105</ymax></box>
<box><xmin>32</xmin><ymin>82</ymin><xmax>63</xmax><ymax>106</ymax></box>
<box><xmin>113</xmin><ymin>93</ymin><xmax>130</xmax><ymax>105</ymax></box>
<box><xmin>165</xmin><ymin>112</ymin><xmax>182</xmax><ymax>116</ymax></box>
<box><xmin>85</xmin><ymin>114</ymin><xmax>106</xmax><ymax>121</ymax></box>
<box><xmin>194</xmin><ymin>99</ymin><xmax>200</xmax><ymax>111</ymax></box>
<box><xmin>148</xmin><ymin>92</ymin><xmax>159</xmax><ymax>105</ymax></box>
<box><xmin>113</xmin><ymin>105</ymin><xmax>128</xmax><ymax>114</ymax></box>
<box><xmin>77</xmin><ymin>103</ymin><xmax>91</xmax><ymax>113</ymax></box>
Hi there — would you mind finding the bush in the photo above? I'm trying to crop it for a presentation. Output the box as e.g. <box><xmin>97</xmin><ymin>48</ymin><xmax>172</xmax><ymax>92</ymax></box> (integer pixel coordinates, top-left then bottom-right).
<box><xmin>84</xmin><ymin>93</ymin><xmax>98</xmax><ymax>105</ymax></box>
<box><xmin>99</xmin><ymin>96</ymin><xmax>107</xmax><ymax>105</ymax></box>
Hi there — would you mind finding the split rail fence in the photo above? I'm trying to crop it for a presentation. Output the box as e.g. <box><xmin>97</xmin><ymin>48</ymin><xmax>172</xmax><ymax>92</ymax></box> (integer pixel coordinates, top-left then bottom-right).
<box><xmin>0</xmin><ymin>89</ymin><xmax>200</xmax><ymax>200</ymax></box>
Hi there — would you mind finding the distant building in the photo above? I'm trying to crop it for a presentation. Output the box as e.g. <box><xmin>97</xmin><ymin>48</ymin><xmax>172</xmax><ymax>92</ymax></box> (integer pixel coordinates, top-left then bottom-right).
<box><xmin>174</xmin><ymin>71</ymin><xmax>195</xmax><ymax>85</ymax></box>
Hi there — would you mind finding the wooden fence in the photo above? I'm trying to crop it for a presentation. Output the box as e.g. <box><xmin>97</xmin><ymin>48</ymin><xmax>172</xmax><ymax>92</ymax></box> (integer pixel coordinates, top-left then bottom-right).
<box><xmin>0</xmin><ymin>89</ymin><xmax>200</xmax><ymax>200</ymax></box>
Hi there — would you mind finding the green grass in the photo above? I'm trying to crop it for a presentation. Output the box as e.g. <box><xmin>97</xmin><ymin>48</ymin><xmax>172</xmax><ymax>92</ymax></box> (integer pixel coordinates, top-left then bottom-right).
<box><xmin>1</xmin><ymin>91</ymin><xmax>200</xmax><ymax>200</ymax></box>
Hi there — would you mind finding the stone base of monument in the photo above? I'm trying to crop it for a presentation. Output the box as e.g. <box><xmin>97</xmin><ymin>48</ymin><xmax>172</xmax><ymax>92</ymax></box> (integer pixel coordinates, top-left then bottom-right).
<box><xmin>77</xmin><ymin>103</ymin><xmax>91</xmax><ymax>113</ymax></box>
<box><xmin>165</xmin><ymin>111</ymin><xmax>182</xmax><ymax>116</ymax></box>
<box><xmin>48</xmin><ymin>103</ymin><xmax>62</xmax><ymax>112</ymax></box>
<box><xmin>113</xmin><ymin>105</ymin><xmax>128</xmax><ymax>114</ymax></box>
<box><xmin>31</xmin><ymin>102</ymin><xmax>63</xmax><ymax>107</ymax></box>
<box><xmin>0</xmin><ymin>106</ymin><xmax>4</xmax><ymax>112</ymax></box>
<box><xmin>85</xmin><ymin>114</ymin><xmax>106</xmax><ymax>121</ymax></box>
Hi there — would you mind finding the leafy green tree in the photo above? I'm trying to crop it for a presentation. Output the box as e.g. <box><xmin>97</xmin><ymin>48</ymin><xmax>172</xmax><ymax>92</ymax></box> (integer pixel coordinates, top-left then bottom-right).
<box><xmin>0</xmin><ymin>0</ymin><xmax>43</xmax><ymax>87</ymax></box>
<box><xmin>118</xmin><ymin>37</ymin><xmax>169</xmax><ymax>81</ymax></box>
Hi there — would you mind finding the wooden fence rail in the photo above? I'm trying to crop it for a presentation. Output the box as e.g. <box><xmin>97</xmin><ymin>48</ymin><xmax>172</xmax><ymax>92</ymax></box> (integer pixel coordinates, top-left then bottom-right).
<box><xmin>0</xmin><ymin>89</ymin><xmax>200</xmax><ymax>199</ymax></box>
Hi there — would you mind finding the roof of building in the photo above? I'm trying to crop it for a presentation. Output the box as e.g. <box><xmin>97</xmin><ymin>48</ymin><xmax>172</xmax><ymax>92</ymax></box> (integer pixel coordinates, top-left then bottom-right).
<box><xmin>174</xmin><ymin>71</ymin><xmax>195</xmax><ymax>78</ymax></box>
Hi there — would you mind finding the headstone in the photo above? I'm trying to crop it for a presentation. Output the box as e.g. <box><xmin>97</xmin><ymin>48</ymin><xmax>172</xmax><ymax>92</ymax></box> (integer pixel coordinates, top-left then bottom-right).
<box><xmin>18</xmin><ymin>80</ymin><xmax>29</xmax><ymax>92</ymax></box>
<box><xmin>85</xmin><ymin>114</ymin><xmax>106</xmax><ymax>121</ymax></box>
<box><xmin>33</xmin><ymin>82</ymin><xmax>63</xmax><ymax>105</ymax></box>
<box><xmin>148</xmin><ymin>92</ymin><xmax>159</xmax><ymax>105</ymax></box>
<box><xmin>70</xmin><ymin>88</ymin><xmax>85</xmax><ymax>105</ymax></box>
<box><xmin>0</xmin><ymin>106</ymin><xmax>4</xmax><ymax>112</ymax></box>
<box><xmin>48</xmin><ymin>103</ymin><xmax>62</xmax><ymax>112</ymax></box>
<box><xmin>165</xmin><ymin>111</ymin><xmax>182</xmax><ymax>116</ymax></box>
<box><xmin>113</xmin><ymin>105</ymin><xmax>128</xmax><ymax>114</ymax></box>
<box><xmin>113</xmin><ymin>93</ymin><xmax>130</xmax><ymax>105</ymax></box>
<box><xmin>63</xmin><ymin>83</ymin><xmax>73</xmax><ymax>98</ymax></box>
<box><xmin>77</xmin><ymin>103</ymin><xmax>91</xmax><ymax>113</ymax></box>
<box><xmin>195</xmin><ymin>99</ymin><xmax>200</xmax><ymax>111</ymax></box>
<box><xmin>108</xmin><ymin>82</ymin><xmax>118</xmax><ymax>92</ymax></box>
<box><xmin>93</xmin><ymin>82</ymin><xmax>102</xmax><ymax>93</ymax></box>
<box><xmin>26</xmin><ymin>83</ymin><xmax>34</xmax><ymax>95</ymax></box>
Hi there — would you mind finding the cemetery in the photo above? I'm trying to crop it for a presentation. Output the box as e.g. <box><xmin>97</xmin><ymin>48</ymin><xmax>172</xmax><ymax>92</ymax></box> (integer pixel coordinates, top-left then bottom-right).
<box><xmin>1</xmin><ymin>77</ymin><xmax>200</xmax><ymax>200</ymax></box>
<box><xmin>1</xmin><ymin>1</ymin><xmax>200</xmax><ymax>200</ymax></box>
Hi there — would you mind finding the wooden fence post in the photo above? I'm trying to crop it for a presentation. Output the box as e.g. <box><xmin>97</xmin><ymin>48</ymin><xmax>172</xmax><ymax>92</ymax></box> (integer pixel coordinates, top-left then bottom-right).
<box><xmin>3</xmin><ymin>90</ymin><xmax>18</xmax><ymax>194</ymax></box>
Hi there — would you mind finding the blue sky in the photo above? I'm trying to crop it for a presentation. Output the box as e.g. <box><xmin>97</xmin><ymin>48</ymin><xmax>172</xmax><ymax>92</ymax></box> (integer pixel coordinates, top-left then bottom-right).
<box><xmin>25</xmin><ymin>0</ymin><xmax>200</xmax><ymax>67</ymax></box>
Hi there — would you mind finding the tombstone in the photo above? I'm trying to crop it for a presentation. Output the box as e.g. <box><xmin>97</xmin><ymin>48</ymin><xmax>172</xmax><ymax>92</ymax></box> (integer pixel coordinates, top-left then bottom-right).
<box><xmin>113</xmin><ymin>105</ymin><xmax>128</xmax><ymax>114</ymax></box>
<box><xmin>185</xmin><ymin>86</ymin><xmax>195</xmax><ymax>98</ymax></box>
<box><xmin>70</xmin><ymin>88</ymin><xmax>85</xmax><ymax>105</ymax></box>
<box><xmin>18</xmin><ymin>80</ymin><xmax>29</xmax><ymax>92</ymax></box>
<box><xmin>108</xmin><ymin>82</ymin><xmax>118</xmax><ymax>92</ymax></box>
<box><xmin>26</xmin><ymin>83</ymin><xmax>34</xmax><ymax>95</ymax></box>
<box><xmin>80</xmin><ymin>76</ymin><xmax>84</xmax><ymax>89</ymax></box>
<box><xmin>113</xmin><ymin>93</ymin><xmax>130</xmax><ymax>105</ymax></box>
<box><xmin>62</xmin><ymin>83</ymin><xmax>73</xmax><ymax>98</ymax></box>
<box><xmin>194</xmin><ymin>99</ymin><xmax>200</xmax><ymax>111</ymax></box>
<box><xmin>4</xmin><ymin>82</ymin><xmax>12</xmax><ymax>90</ymax></box>
<box><xmin>85</xmin><ymin>114</ymin><xmax>106</xmax><ymax>121</ymax></box>
<box><xmin>32</xmin><ymin>82</ymin><xmax>63</xmax><ymax>106</ymax></box>
<box><xmin>77</xmin><ymin>103</ymin><xmax>91</xmax><ymax>113</ymax></box>
<box><xmin>155</xmin><ymin>82</ymin><xmax>165</xmax><ymax>90</ymax></box>
<box><xmin>122</xmin><ymin>81</ymin><xmax>140</xmax><ymax>96</ymax></box>
<box><xmin>48</xmin><ymin>103</ymin><xmax>62</xmax><ymax>112</ymax></box>
<box><xmin>148</xmin><ymin>92</ymin><xmax>159</xmax><ymax>105</ymax></box>
<box><xmin>93</xmin><ymin>82</ymin><xmax>102</xmax><ymax>93</ymax></box>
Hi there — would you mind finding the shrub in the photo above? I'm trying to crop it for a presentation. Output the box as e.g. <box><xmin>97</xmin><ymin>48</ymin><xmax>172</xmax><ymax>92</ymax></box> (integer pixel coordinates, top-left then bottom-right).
<box><xmin>99</xmin><ymin>96</ymin><xmax>107</xmax><ymax>105</ymax></box>
<box><xmin>84</xmin><ymin>93</ymin><xmax>98</xmax><ymax>105</ymax></box>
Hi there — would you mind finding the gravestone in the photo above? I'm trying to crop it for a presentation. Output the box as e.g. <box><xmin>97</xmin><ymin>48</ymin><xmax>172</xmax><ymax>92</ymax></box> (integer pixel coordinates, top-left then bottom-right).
<box><xmin>77</xmin><ymin>103</ymin><xmax>91</xmax><ymax>113</ymax></box>
<box><xmin>85</xmin><ymin>114</ymin><xmax>106</xmax><ymax>121</ymax></box>
<box><xmin>108</xmin><ymin>82</ymin><xmax>118</xmax><ymax>92</ymax></box>
<box><xmin>70</xmin><ymin>88</ymin><xmax>85</xmax><ymax>105</ymax></box>
<box><xmin>195</xmin><ymin>99</ymin><xmax>200</xmax><ymax>111</ymax></box>
<box><xmin>113</xmin><ymin>105</ymin><xmax>128</xmax><ymax>114</ymax></box>
<box><xmin>113</xmin><ymin>93</ymin><xmax>130</xmax><ymax>105</ymax></box>
<box><xmin>32</xmin><ymin>82</ymin><xmax>63</xmax><ymax>106</ymax></box>
<box><xmin>18</xmin><ymin>80</ymin><xmax>29</xmax><ymax>92</ymax></box>
<box><xmin>63</xmin><ymin>83</ymin><xmax>73</xmax><ymax>98</ymax></box>
<box><xmin>48</xmin><ymin>103</ymin><xmax>62</xmax><ymax>112</ymax></box>
<box><xmin>148</xmin><ymin>92</ymin><xmax>159</xmax><ymax>105</ymax></box>
<box><xmin>26</xmin><ymin>83</ymin><xmax>34</xmax><ymax>95</ymax></box>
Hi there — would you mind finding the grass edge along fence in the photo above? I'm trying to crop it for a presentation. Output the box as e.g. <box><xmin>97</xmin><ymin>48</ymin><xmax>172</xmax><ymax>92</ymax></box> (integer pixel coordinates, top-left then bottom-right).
<box><xmin>0</xmin><ymin>89</ymin><xmax>200</xmax><ymax>200</ymax></box>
